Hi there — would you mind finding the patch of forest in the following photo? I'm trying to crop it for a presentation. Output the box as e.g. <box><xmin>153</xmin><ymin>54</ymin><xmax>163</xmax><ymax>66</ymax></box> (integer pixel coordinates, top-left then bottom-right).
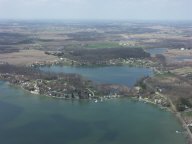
<box><xmin>59</xmin><ymin>47</ymin><xmax>150</xmax><ymax>64</ymax></box>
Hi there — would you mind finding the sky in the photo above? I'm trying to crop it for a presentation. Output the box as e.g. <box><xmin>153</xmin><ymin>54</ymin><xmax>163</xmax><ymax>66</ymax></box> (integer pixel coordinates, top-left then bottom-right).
<box><xmin>0</xmin><ymin>0</ymin><xmax>191</xmax><ymax>21</ymax></box>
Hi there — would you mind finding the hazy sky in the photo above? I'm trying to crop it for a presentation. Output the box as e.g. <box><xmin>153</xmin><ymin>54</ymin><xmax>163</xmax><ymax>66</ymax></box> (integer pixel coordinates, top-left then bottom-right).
<box><xmin>0</xmin><ymin>0</ymin><xmax>191</xmax><ymax>20</ymax></box>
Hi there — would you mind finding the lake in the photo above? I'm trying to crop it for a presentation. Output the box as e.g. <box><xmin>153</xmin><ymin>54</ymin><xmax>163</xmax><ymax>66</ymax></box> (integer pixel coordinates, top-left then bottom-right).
<box><xmin>40</xmin><ymin>66</ymin><xmax>154</xmax><ymax>87</ymax></box>
<box><xmin>145</xmin><ymin>48</ymin><xmax>168</xmax><ymax>57</ymax></box>
<box><xmin>0</xmin><ymin>65</ymin><xmax>188</xmax><ymax>144</ymax></box>
<box><xmin>0</xmin><ymin>80</ymin><xmax>187</xmax><ymax>144</ymax></box>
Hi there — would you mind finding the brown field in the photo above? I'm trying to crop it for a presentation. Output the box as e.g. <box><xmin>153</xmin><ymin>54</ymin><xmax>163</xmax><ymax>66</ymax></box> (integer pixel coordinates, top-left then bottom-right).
<box><xmin>171</xmin><ymin>67</ymin><xmax>192</xmax><ymax>75</ymax></box>
<box><xmin>162</xmin><ymin>49</ymin><xmax>192</xmax><ymax>65</ymax></box>
<box><xmin>145</xmin><ymin>73</ymin><xmax>192</xmax><ymax>110</ymax></box>
<box><xmin>165</xmin><ymin>49</ymin><xmax>192</xmax><ymax>57</ymax></box>
<box><xmin>0</xmin><ymin>50</ymin><xmax>59</xmax><ymax>66</ymax></box>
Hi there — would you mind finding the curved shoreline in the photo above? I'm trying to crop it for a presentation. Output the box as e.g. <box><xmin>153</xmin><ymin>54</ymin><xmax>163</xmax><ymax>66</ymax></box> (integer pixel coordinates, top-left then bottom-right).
<box><xmin>0</xmin><ymin>62</ymin><xmax>191</xmax><ymax>144</ymax></box>
<box><xmin>2</xmin><ymin>79</ymin><xmax>191</xmax><ymax>144</ymax></box>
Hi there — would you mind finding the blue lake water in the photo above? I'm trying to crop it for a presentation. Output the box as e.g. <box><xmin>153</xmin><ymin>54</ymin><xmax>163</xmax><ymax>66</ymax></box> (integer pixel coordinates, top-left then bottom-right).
<box><xmin>40</xmin><ymin>66</ymin><xmax>154</xmax><ymax>87</ymax></box>
<box><xmin>0</xmin><ymin>81</ymin><xmax>187</xmax><ymax>144</ymax></box>
<box><xmin>0</xmin><ymin>65</ymin><xmax>187</xmax><ymax>144</ymax></box>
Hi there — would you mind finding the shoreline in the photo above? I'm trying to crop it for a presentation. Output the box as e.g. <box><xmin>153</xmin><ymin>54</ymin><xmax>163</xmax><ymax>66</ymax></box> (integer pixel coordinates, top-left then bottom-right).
<box><xmin>134</xmin><ymin>95</ymin><xmax>192</xmax><ymax>144</ymax></box>
<box><xmin>1</xmin><ymin>79</ymin><xmax>191</xmax><ymax>144</ymax></box>
<box><xmin>0</xmin><ymin>62</ymin><xmax>191</xmax><ymax>144</ymax></box>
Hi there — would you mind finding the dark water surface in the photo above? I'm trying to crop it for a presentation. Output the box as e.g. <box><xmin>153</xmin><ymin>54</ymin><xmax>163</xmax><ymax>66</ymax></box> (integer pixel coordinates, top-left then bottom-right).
<box><xmin>0</xmin><ymin>80</ymin><xmax>187</xmax><ymax>144</ymax></box>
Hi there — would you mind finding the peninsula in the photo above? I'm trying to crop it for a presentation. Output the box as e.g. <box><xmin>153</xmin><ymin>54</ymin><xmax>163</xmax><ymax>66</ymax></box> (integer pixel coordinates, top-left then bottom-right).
<box><xmin>0</xmin><ymin>20</ymin><xmax>192</xmax><ymax>143</ymax></box>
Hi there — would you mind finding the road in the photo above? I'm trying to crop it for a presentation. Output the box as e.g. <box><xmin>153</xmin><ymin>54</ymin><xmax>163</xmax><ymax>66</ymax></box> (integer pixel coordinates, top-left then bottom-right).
<box><xmin>144</xmin><ymin>77</ymin><xmax>192</xmax><ymax>144</ymax></box>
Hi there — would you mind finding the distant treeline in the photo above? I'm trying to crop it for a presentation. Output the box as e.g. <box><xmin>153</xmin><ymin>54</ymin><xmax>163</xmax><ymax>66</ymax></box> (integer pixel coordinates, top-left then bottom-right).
<box><xmin>0</xmin><ymin>32</ymin><xmax>32</xmax><ymax>45</ymax></box>
<box><xmin>0</xmin><ymin>46</ymin><xmax>19</xmax><ymax>53</ymax></box>
<box><xmin>61</xmin><ymin>47</ymin><xmax>150</xmax><ymax>64</ymax></box>
<box><xmin>0</xmin><ymin>64</ymin><xmax>35</xmax><ymax>74</ymax></box>
<box><xmin>0</xmin><ymin>64</ymin><xmax>42</xmax><ymax>79</ymax></box>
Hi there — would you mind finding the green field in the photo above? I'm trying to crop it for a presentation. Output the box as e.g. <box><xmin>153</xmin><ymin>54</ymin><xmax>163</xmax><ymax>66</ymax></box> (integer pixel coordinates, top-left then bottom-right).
<box><xmin>85</xmin><ymin>42</ymin><xmax>120</xmax><ymax>49</ymax></box>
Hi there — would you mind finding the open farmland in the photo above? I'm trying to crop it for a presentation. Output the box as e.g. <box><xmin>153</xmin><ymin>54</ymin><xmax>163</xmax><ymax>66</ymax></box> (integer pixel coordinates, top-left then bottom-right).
<box><xmin>0</xmin><ymin>49</ymin><xmax>59</xmax><ymax>66</ymax></box>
